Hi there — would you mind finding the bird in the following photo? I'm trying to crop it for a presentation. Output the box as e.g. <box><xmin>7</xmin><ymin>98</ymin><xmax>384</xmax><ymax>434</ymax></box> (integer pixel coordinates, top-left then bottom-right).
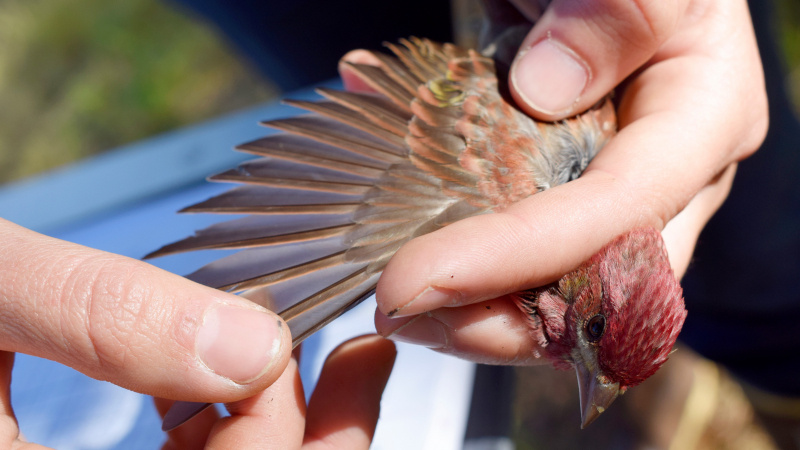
<box><xmin>147</xmin><ymin>37</ymin><xmax>687</xmax><ymax>430</ymax></box>
<box><xmin>512</xmin><ymin>227</ymin><xmax>686</xmax><ymax>428</ymax></box>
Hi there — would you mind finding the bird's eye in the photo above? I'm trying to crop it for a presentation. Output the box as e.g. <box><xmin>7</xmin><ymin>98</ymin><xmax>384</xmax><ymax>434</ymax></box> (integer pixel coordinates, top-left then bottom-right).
<box><xmin>585</xmin><ymin>314</ymin><xmax>606</xmax><ymax>342</ymax></box>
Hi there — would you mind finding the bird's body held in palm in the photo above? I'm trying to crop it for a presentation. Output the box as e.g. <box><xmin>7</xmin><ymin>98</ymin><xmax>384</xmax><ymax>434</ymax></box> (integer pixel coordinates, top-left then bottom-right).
<box><xmin>150</xmin><ymin>38</ymin><xmax>686</xmax><ymax>430</ymax></box>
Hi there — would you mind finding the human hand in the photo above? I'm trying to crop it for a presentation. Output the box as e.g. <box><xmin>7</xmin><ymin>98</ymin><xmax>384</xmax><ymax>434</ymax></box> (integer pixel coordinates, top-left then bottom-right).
<box><xmin>156</xmin><ymin>335</ymin><xmax>396</xmax><ymax>450</ymax></box>
<box><xmin>0</xmin><ymin>218</ymin><xmax>295</xmax><ymax>447</ymax></box>
<box><xmin>366</xmin><ymin>0</ymin><xmax>767</xmax><ymax>363</ymax></box>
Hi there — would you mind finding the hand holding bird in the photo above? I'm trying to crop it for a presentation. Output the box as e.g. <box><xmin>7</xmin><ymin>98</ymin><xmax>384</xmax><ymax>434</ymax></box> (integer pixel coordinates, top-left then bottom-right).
<box><xmin>154</xmin><ymin>36</ymin><xmax>685</xmax><ymax>428</ymax></box>
<box><xmin>0</xmin><ymin>0</ymin><xmax>768</xmax><ymax>445</ymax></box>
<box><xmin>153</xmin><ymin>0</ymin><xmax>768</xmax><ymax>432</ymax></box>
<box><xmin>373</xmin><ymin>0</ymin><xmax>765</xmax><ymax>367</ymax></box>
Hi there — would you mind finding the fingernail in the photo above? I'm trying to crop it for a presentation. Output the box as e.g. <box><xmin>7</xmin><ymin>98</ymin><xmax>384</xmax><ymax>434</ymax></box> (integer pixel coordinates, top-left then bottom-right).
<box><xmin>196</xmin><ymin>305</ymin><xmax>283</xmax><ymax>384</ymax></box>
<box><xmin>511</xmin><ymin>38</ymin><xmax>589</xmax><ymax>115</ymax></box>
<box><xmin>387</xmin><ymin>315</ymin><xmax>448</xmax><ymax>349</ymax></box>
<box><xmin>386</xmin><ymin>286</ymin><xmax>461</xmax><ymax>317</ymax></box>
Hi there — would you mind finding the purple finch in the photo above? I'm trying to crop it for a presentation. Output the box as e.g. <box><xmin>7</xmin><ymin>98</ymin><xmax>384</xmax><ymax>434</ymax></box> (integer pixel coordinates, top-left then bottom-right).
<box><xmin>149</xmin><ymin>38</ymin><xmax>687</xmax><ymax>430</ymax></box>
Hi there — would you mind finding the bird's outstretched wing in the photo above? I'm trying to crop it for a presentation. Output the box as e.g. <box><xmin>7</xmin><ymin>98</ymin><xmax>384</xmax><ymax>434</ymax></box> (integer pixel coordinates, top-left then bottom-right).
<box><xmin>146</xmin><ymin>37</ymin><xmax>615</xmax><ymax>347</ymax></box>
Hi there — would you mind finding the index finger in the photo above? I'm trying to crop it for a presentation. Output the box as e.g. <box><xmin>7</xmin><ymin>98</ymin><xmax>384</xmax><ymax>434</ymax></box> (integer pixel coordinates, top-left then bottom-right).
<box><xmin>0</xmin><ymin>219</ymin><xmax>293</xmax><ymax>402</ymax></box>
<box><xmin>204</xmin><ymin>358</ymin><xmax>307</xmax><ymax>449</ymax></box>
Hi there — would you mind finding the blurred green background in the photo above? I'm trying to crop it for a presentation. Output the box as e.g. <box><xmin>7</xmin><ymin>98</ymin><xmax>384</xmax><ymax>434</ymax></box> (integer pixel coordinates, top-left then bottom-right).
<box><xmin>0</xmin><ymin>0</ymin><xmax>275</xmax><ymax>185</ymax></box>
<box><xmin>1</xmin><ymin>0</ymin><xmax>800</xmax><ymax>186</ymax></box>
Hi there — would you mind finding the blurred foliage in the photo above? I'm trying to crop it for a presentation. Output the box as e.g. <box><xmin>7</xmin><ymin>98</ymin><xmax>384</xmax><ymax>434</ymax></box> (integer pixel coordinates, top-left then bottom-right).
<box><xmin>0</xmin><ymin>0</ymin><xmax>275</xmax><ymax>184</ymax></box>
<box><xmin>775</xmin><ymin>0</ymin><xmax>800</xmax><ymax>114</ymax></box>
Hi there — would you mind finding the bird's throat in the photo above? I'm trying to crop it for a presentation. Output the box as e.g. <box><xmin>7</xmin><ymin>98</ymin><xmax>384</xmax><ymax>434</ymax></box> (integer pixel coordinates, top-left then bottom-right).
<box><xmin>512</xmin><ymin>288</ymin><xmax>573</xmax><ymax>369</ymax></box>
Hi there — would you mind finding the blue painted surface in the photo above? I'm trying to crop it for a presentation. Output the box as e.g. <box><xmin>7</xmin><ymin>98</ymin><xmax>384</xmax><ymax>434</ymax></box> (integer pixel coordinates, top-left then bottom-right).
<box><xmin>0</xmin><ymin>80</ymin><xmax>339</xmax><ymax>234</ymax></box>
<box><xmin>1</xmin><ymin>83</ymin><xmax>340</xmax><ymax>449</ymax></box>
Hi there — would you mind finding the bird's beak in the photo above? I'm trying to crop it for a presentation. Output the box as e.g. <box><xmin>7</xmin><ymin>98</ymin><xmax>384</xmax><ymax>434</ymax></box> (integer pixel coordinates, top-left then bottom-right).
<box><xmin>575</xmin><ymin>362</ymin><xmax>620</xmax><ymax>428</ymax></box>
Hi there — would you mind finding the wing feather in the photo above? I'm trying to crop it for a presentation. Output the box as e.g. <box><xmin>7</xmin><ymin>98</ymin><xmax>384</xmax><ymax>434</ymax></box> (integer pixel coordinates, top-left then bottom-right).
<box><xmin>154</xmin><ymin>37</ymin><xmax>616</xmax><ymax>351</ymax></box>
<box><xmin>159</xmin><ymin>37</ymin><xmax>618</xmax><ymax>429</ymax></box>
<box><xmin>282</xmin><ymin>99</ymin><xmax>407</xmax><ymax>147</ymax></box>
<box><xmin>262</xmin><ymin>116</ymin><xmax>406</xmax><ymax>162</ymax></box>
<box><xmin>315</xmin><ymin>88</ymin><xmax>411</xmax><ymax>135</ymax></box>
<box><xmin>340</xmin><ymin>62</ymin><xmax>415</xmax><ymax>112</ymax></box>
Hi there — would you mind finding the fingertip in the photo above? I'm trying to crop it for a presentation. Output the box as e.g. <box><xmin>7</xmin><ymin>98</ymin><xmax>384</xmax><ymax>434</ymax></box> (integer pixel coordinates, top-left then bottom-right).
<box><xmin>376</xmin><ymin>213</ymin><xmax>539</xmax><ymax>317</ymax></box>
<box><xmin>99</xmin><ymin>272</ymin><xmax>294</xmax><ymax>402</ymax></box>
<box><xmin>152</xmin><ymin>292</ymin><xmax>293</xmax><ymax>403</ymax></box>
<box><xmin>378</xmin><ymin>299</ymin><xmax>540</xmax><ymax>365</ymax></box>
<box><xmin>0</xmin><ymin>222</ymin><xmax>293</xmax><ymax>404</ymax></box>
<box><xmin>316</xmin><ymin>334</ymin><xmax>397</xmax><ymax>396</ymax></box>
<box><xmin>375</xmin><ymin>250</ymin><xmax>469</xmax><ymax>318</ymax></box>
<box><xmin>376</xmin><ymin>235</ymin><xmax>462</xmax><ymax>317</ymax></box>
<box><xmin>325</xmin><ymin>334</ymin><xmax>397</xmax><ymax>369</ymax></box>
<box><xmin>155</xmin><ymin>397</ymin><xmax>219</xmax><ymax>450</ymax></box>
<box><xmin>339</xmin><ymin>50</ymin><xmax>381</xmax><ymax>93</ymax></box>
<box><xmin>373</xmin><ymin>308</ymin><xmax>415</xmax><ymax>337</ymax></box>
<box><xmin>195</xmin><ymin>305</ymin><xmax>291</xmax><ymax>386</ymax></box>
<box><xmin>236</xmin><ymin>310</ymin><xmax>294</xmax><ymax>391</ymax></box>
<box><xmin>507</xmin><ymin>0</ymin><xmax>687</xmax><ymax>121</ymax></box>
<box><xmin>304</xmin><ymin>335</ymin><xmax>396</xmax><ymax>448</ymax></box>
<box><xmin>206</xmin><ymin>357</ymin><xmax>307</xmax><ymax>449</ymax></box>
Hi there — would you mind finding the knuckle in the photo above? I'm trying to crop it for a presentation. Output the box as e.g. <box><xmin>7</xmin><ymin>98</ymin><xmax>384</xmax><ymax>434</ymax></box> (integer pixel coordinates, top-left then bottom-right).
<box><xmin>623</xmin><ymin>0</ymin><xmax>678</xmax><ymax>41</ymax></box>
<box><xmin>65</xmin><ymin>256</ymin><xmax>165</xmax><ymax>374</ymax></box>
<box><xmin>583</xmin><ymin>0</ymin><xmax>679</xmax><ymax>53</ymax></box>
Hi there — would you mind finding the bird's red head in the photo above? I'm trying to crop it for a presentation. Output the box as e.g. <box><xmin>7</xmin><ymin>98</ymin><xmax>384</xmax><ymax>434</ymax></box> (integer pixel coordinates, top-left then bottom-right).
<box><xmin>514</xmin><ymin>227</ymin><xmax>687</xmax><ymax>427</ymax></box>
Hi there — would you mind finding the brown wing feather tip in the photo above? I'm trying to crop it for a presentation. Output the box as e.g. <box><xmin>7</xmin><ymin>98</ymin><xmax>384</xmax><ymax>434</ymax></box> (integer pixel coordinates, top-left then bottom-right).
<box><xmin>220</xmin><ymin>251</ymin><xmax>349</xmax><ymax>293</ymax></box>
<box><xmin>279</xmin><ymin>267</ymin><xmax>372</xmax><ymax>320</ymax></box>
<box><xmin>339</xmin><ymin>62</ymin><xmax>415</xmax><ymax>112</ymax></box>
<box><xmin>208</xmin><ymin>174</ymin><xmax>372</xmax><ymax>195</ymax></box>
<box><xmin>280</xmin><ymin>98</ymin><xmax>305</xmax><ymax>109</ymax></box>
<box><xmin>143</xmin><ymin>247</ymin><xmax>169</xmax><ymax>260</ymax></box>
<box><xmin>206</xmin><ymin>170</ymin><xmax>239</xmax><ymax>182</ymax></box>
<box><xmin>260</xmin><ymin>117</ymin><xmax>407</xmax><ymax>162</ymax></box>
<box><xmin>367</xmin><ymin>50</ymin><xmax>421</xmax><ymax>95</ymax></box>
<box><xmin>283</xmin><ymin>99</ymin><xmax>407</xmax><ymax>147</ymax></box>
<box><xmin>287</xmin><ymin>285</ymin><xmax>378</xmax><ymax>346</ymax></box>
<box><xmin>314</xmin><ymin>89</ymin><xmax>411</xmax><ymax>136</ymax></box>
<box><xmin>146</xmin><ymin>225</ymin><xmax>356</xmax><ymax>260</ymax></box>
<box><xmin>177</xmin><ymin>205</ymin><xmax>202</xmax><ymax>214</ymax></box>
<box><xmin>233</xmin><ymin>138</ymin><xmax>390</xmax><ymax>176</ymax></box>
<box><xmin>180</xmin><ymin>204</ymin><xmax>362</xmax><ymax>215</ymax></box>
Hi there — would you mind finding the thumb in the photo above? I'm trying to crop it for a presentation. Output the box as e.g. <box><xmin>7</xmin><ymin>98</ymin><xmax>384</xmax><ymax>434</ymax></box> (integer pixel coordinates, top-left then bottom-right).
<box><xmin>0</xmin><ymin>219</ymin><xmax>292</xmax><ymax>403</ymax></box>
<box><xmin>508</xmin><ymin>0</ymin><xmax>689</xmax><ymax>120</ymax></box>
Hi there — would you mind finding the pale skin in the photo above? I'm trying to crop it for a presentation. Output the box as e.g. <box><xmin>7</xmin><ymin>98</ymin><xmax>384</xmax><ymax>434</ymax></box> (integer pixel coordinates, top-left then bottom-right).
<box><xmin>0</xmin><ymin>0</ymin><xmax>767</xmax><ymax>448</ymax></box>
<box><xmin>370</xmin><ymin>0</ymin><xmax>767</xmax><ymax>362</ymax></box>
<box><xmin>155</xmin><ymin>335</ymin><xmax>396</xmax><ymax>450</ymax></box>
